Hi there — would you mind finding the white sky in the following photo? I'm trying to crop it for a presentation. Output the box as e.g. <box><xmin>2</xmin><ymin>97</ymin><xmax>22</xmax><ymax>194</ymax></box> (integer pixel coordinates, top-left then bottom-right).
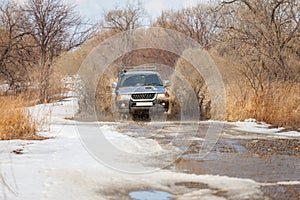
<box><xmin>64</xmin><ymin>0</ymin><xmax>216</xmax><ymax>23</ymax></box>
<box><xmin>12</xmin><ymin>0</ymin><xmax>217</xmax><ymax>25</ymax></box>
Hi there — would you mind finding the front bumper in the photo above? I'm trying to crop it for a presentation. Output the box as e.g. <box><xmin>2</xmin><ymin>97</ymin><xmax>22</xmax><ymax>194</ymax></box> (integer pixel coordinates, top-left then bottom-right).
<box><xmin>117</xmin><ymin>99</ymin><xmax>169</xmax><ymax>114</ymax></box>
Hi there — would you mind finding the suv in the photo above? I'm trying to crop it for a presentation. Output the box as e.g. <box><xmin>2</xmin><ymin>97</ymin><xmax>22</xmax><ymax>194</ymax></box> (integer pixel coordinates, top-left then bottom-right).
<box><xmin>112</xmin><ymin>67</ymin><xmax>170</xmax><ymax>120</ymax></box>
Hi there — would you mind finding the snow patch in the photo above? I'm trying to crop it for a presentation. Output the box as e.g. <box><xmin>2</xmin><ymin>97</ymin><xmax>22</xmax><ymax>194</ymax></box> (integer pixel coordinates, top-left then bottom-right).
<box><xmin>0</xmin><ymin>83</ymin><xmax>9</xmax><ymax>92</ymax></box>
<box><xmin>101</xmin><ymin>125</ymin><xmax>163</xmax><ymax>154</ymax></box>
<box><xmin>0</xmin><ymin>97</ymin><xmax>265</xmax><ymax>199</ymax></box>
<box><xmin>231</xmin><ymin>120</ymin><xmax>300</xmax><ymax>137</ymax></box>
<box><xmin>277</xmin><ymin>181</ymin><xmax>300</xmax><ymax>185</ymax></box>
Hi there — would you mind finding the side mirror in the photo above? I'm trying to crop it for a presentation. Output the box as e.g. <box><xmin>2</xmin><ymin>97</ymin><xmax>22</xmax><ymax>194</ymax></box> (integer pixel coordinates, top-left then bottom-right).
<box><xmin>164</xmin><ymin>80</ymin><xmax>171</xmax><ymax>87</ymax></box>
<box><xmin>112</xmin><ymin>82</ymin><xmax>117</xmax><ymax>88</ymax></box>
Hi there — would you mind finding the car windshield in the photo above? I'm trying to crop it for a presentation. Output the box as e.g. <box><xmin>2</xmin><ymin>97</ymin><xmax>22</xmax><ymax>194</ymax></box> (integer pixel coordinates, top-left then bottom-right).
<box><xmin>119</xmin><ymin>74</ymin><xmax>163</xmax><ymax>87</ymax></box>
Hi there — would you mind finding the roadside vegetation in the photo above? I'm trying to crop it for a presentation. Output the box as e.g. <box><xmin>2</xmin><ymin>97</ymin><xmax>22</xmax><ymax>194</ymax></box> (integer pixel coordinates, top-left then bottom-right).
<box><xmin>217</xmin><ymin>0</ymin><xmax>300</xmax><ymax>130</ymax></box>
<box><xmin>0</xmin><ymin>95</ymin><xmax>40</xmax><ymax>140</ymax></box>
<box><xmin>0</xmin><ymin>0</ymin><xmax>299</xmax><ymax>139</ymax></box>
<box><xmin>154</xmin><ymin>0</ymin><xmax>300</xmax><ymax>129</ymax></box>
<box><xmin>226</xmin><ymin>82</ymin><xmax>300</xmax><ymax>130</ymax></box>
<box><xmin>0</xmin><ymin>0</ymin><xmax>96</xmax><ymax>139</ymax></box>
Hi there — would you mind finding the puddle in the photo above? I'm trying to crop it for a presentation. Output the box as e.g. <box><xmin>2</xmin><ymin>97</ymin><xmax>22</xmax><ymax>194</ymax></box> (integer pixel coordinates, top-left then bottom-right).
<box><xmin>129</xmin><ymin>190</ymin><xmax>174</xmax><ymax>200</ymax></box>
<box><xmin>174</xmin><ymin>153</ymin><xmax>300</xmax><ymax>182</ymax></box>
<box><xmin>225</xmin><ymin>140</ymin><xmax>248</xmax><ymax>152</ymax></box>
<box><xmin>180</xmin><ymin>153</ymin><xmax>220</xmax><ymax>161</ymax></box>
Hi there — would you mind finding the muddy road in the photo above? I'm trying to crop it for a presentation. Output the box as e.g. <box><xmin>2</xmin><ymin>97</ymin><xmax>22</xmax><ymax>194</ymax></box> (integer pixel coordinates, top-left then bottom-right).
<box><xmin>112</xmin><ymin>121</ymin><xmax>300</xmax><ymax>200</ymax></box>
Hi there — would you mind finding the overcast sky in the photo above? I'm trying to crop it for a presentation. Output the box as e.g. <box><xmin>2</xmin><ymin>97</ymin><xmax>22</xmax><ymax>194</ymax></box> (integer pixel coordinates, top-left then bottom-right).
<box><xmin>65</xmin><ymin>0</ymin><xmax>214</xmax><ymax>23</ymax></box>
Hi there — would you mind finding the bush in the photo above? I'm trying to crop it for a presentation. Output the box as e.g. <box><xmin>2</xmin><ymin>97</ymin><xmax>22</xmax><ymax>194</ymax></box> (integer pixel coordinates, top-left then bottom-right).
<box><xmin>170</xmin><ymin>57</ymin><xmax>211</xmax><ymax>120</ymax></box>
<box><xmin>0</xmin><ymin>96</ymin><xmax>42</xmax><ymax>140</ymax></box>
<box><xmin>226</xmin><ymin>82</ymin><xmax>300</xmax><ymax>130</ymax></box>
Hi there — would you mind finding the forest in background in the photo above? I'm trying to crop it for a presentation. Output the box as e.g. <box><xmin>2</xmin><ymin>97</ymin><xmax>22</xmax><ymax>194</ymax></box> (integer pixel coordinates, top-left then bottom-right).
<box><xmin>0</xmin><ymin>0</ymin><xmax>299</xmax><ymax>140</ymax></box>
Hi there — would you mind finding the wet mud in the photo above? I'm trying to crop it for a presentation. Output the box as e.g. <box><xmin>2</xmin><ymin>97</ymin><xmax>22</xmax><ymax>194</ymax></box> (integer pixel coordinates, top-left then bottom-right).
<box><xmin>114</xmin><ymin>122</ymin><xmax>300</xmax><ymax>199</ymax></box>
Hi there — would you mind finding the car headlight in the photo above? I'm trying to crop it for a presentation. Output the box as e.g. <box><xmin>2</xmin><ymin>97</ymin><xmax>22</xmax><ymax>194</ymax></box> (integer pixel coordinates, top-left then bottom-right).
<box><xmin>117</xmin><ymin>94</ymin><xmax>131</xmax><ymax>101</ymax></box>
<box><xmin>157</xmin><ymin>93</ymin><xmax>164</xmax><ymax>98</ymax></box>
<box><xmin>157</xmin><ymin>93</ymin><xmax>169</xmax><ymax>98</ymax></box>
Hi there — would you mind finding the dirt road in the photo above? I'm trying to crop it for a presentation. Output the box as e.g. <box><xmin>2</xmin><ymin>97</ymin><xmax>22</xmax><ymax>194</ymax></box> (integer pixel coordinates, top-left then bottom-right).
<box><xmin>1</xmin><ymin>108</ymin><xmax>299</xmax><ymax>200</ymax></box>
<box><xmin>114</xmin><ymin>121</ymin><xmax>300</xmax><ymax>200</ymax></box>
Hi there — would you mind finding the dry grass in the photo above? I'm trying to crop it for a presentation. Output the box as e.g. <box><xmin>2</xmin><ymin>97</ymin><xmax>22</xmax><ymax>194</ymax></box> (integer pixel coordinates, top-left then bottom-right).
<box><xmin>211</xmin><ymin>48</ymin><xmax>299</xmax><ymax>130</ymax></box>
<box><xmin>95</xmin><ymin>72</ymin><xmax>115</xmax><ymax>121</ymax></box>
<box><xmin>226</xmin><ymin>82</ymin><xmax>300</xmax><ymax>130</ymax></box>
<box><xmin>0</xmin><ymin>95</ymin><xmax>44</xmax><ymax>140</ymax></box>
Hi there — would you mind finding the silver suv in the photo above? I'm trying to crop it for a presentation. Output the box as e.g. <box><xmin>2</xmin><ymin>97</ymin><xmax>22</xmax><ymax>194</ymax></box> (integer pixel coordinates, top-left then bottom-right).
<box><xmin>112</xmin><ymin>67</ymin><xmax>170</xmax><ymax>120</ymax></box>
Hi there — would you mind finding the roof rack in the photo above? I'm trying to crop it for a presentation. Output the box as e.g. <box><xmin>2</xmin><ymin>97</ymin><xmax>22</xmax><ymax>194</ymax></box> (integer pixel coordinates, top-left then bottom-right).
<box><xmin>120</xmin><ymin>66</ymin><xmax>157</xmax><ymax>73</ymax></box>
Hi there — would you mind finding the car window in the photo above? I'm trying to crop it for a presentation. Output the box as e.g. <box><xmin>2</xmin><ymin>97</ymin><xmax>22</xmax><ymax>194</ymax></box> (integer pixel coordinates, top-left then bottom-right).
<box><xmin>119</xmin><ymin>74</ymin><xmax>162</xmax><ymax>87</ymax></box>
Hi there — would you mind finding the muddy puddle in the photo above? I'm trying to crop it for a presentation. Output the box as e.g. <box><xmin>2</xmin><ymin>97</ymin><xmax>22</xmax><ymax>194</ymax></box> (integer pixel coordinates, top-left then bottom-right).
<box><xmin>129</xmin><ymin>190</ymin><xmax>174</xmax><ymax>200</ymax></box>
<box><xmin>170</xmin><ymin>139</ymin><xmax>300</xmax><ymax>199</ymax></box>
<box><xmin>113</xmin><ymin>122</ymin><xmax>300</xmax><ymax>199</ymax></box>
<box><xmin>174</xmin><ymin>152</ymin><xmax>299</xmax><ymax>182</ymax></box>
<box><xmin>172</xmin><ymin>139</ymin><xmax>300</xmax><ymax>183</ymax></box>
<box><xmin>115</xmin><ymin>122</ymin><xmax>300</xmax><ymax>183</ymax></box>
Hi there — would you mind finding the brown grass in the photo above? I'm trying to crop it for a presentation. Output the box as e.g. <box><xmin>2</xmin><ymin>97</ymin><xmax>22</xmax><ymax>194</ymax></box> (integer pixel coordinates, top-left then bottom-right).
<box><xmin>0</xmin><ymin>95</ymin><xmax>44</xmax><ymax>140</ymax></box>
<box><xmin>226</xmin><ymin>82</ymin><xmax>300</xmax><ymax>130</ymax></box>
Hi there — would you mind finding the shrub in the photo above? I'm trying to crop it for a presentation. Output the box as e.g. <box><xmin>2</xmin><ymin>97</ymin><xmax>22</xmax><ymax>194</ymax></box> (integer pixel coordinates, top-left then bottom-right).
<box><xmin>170</xmin><ymin>57</ymin><xmax>211</xmax><ymax>120</ymax></box>
<box><xmin>0</xmin><ymin>96</ymin><xmax>42</xmax><ymax>140</ymax></box>
<box><xmin>226</xmin><ymin>82</ymin><xmax>300</xmax><ymax>130</ymax></box>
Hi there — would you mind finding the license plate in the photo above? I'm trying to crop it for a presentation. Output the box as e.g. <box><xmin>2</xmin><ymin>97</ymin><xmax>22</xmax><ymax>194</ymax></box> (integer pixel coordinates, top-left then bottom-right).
<box><xmin>136</xmin><ymin>102</ymin><xmax>153</xmax><ymax>107</ymax></box>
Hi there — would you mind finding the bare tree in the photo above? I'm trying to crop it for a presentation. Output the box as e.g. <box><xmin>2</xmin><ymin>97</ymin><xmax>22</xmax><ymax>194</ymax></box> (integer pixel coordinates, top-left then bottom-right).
<box><xmin>154</xmin><ymin>4</ymin><xmax>221</xmax><ymax>118</ymax></box>
<box><xmin>101</xmin><ymin>0</ymin><xmax>146</xmax><ymax>31</ymax></box>
<box><xmin>0</xmin><ymin>1</ymin><xmax>34</xmax><ymax>93</ymax></box>
<box><xmin>22</xmin><ymin>0</ymin><xmax>97</xmax><ymax>102</ymax></box>
<box><xmin>218</xmin><ymin>0</ymin><xmax>300</xmax><ymax>94</ymax></box>
<box><xmin>155</xmin><ymin>4</ymin><xmax>221</xmax><ymax>48</ymax></box>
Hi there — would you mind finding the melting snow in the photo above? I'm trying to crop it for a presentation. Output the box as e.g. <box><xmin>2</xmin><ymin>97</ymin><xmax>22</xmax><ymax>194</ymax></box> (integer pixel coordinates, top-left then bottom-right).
<box><xmin>2</xmin><ymin>98</ymin><xmax>293</xmax><ymax>199</ymax></box>
<box><xmin>230</xmin><ymin>120</ymin><xmax>300</xmax><ymax>137</ymax></box>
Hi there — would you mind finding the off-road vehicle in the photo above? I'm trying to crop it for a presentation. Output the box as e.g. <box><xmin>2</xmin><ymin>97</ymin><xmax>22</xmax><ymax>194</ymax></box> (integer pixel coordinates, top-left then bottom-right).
<box><xmin>112</xmin><ymin>66</ymin><xmax>170</xmax><ymax>120</ymax></box>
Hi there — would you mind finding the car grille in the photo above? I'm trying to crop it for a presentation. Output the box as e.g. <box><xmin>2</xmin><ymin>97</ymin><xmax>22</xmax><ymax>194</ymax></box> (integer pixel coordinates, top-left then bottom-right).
<box><xmin>131</xmin><ymin>93</ymin><xmax>156</xmax><ymax>100</ymax></box>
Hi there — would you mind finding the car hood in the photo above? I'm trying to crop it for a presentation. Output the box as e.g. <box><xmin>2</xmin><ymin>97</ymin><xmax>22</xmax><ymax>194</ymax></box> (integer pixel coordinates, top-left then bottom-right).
<box><xmin>117</xmin><ymin>86</ymin><xmax>166</xmax><ymax>95</ymax></box>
